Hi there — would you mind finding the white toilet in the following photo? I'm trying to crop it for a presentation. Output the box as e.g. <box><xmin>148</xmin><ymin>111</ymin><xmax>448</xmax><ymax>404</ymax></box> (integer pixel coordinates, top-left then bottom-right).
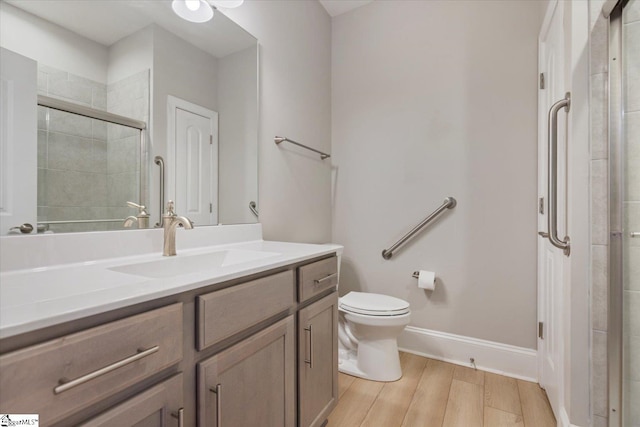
<box><xmin>338</xmin><ymin>291</ymin><xmax>411</xmax><ymax>382</ymax></box>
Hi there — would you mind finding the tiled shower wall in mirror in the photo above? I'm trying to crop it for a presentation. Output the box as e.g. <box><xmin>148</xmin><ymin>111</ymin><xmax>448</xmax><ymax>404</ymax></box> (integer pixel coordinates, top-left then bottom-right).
<box><xmin>589</xmin><ymin>0</ymin><xmax>609</xmax><ymax>425</ymax></box>
<box><xmin>36</xmin><ymin>66</ymin><xmax>148</xmax><ymax>233</ymax></box>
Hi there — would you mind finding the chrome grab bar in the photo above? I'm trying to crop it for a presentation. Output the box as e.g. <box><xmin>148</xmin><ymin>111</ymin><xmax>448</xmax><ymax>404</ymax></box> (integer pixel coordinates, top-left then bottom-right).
<box><xmin>538</xmin><ymin>93</ymin><xmax>571</xmax><ymax>256</ymax></box>
<box><xmin>274</xmin><ymin>136</ymin><xmax>330</xmax><ymax>160</ymax></box>
<box><xmin>54</xmin><ymin>346</ymin><xmax>159</xmax><ymax>394</ymax></box>
<box><xmin>249</xmin><ymin>201</ymin><xmax>258</xmax><ymax>217</ymax></box>
<box><xmin>154</xmin><ymin>156</ymin><xmax>165</xmax><ymax>228</ymax></box>
<box><xmin>382</xmin><ymin>197</ymin><xmax>456</xmax><ymax>260</ymax></box>
<box><xmin>631</xmin><ymin>232</ymin><xmax>640</xmax><ymax>238</ymax></box>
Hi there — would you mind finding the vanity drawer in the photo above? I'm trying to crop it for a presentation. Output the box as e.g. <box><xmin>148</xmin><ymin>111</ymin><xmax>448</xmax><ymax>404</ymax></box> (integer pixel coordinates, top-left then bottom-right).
<box><xmin>197</xmin><ymin>270</ymin><xmax>295</xmax><ymax>351</ymax></box>
<box><xmin>79</xmin><ymin>374</ymin><xmax>183</xmax><ymax>426</ymax></box>
<box><xmin>0</xmin><ymin>303</ymin><xmax>183</xmax><ymax>426</ymax></box>
<box><xmin>298</xmin><ymin>256</ymin><xmax>338</xmax><ymax>303</ymax></box>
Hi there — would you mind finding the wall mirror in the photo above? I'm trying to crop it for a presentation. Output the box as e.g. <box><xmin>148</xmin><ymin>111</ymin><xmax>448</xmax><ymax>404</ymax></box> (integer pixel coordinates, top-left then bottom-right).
<box><xmin>0</xmin><ymin>0</ymin><xmax>258</xmax><ymax>234</ymax></box>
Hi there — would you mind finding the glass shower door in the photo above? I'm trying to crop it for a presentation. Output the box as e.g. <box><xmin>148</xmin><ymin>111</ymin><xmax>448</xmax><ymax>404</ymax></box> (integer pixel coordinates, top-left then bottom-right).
<box><xmin>622</xmin><ymin>0</ymin><xmax>639</xmax><ymax>424</ymax></box>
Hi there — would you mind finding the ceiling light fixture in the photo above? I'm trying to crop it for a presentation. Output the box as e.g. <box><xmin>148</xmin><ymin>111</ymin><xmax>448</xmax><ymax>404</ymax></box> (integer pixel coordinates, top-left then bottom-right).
<box><xmin>172</xmin><ymin>0</ymin><xmax>214</xmax><ymax>23</ymax></box>
<box><xmin>208</xmin><ymin>0</ymin><xmax>244</xmax><ymax>9</ymax></box>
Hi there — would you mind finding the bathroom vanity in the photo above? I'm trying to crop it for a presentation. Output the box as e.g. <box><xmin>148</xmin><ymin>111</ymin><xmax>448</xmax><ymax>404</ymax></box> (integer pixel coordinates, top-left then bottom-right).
<box><xmin>0</xmin><ymin>2</ymin><xmax>339</xmax><ymax>424</ymax></box>
<box><xmin>0</xmin><ymin>227</ymin><xmax>340</xmax><ymax>427</ymax></box>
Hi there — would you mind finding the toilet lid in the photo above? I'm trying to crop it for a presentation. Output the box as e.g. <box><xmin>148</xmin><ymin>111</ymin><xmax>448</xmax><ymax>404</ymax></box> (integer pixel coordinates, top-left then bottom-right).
<box><xmin>339</xmin><ymin>292</ymin><xmax>410</xmax><ymax>316</ymax></box>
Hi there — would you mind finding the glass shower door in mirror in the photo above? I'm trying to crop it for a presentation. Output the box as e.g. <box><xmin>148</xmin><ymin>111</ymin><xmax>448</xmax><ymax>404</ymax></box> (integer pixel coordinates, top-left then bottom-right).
<box><xmin>37</xmin><ymin>106</ymin><xmax>145</xmax><ymax>233</ymax></box>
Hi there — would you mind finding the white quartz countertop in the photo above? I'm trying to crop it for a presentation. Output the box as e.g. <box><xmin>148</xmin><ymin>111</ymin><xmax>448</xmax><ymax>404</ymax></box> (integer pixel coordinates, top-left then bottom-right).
<box><xmin>0</xmin><ymin>239</ymin><xmax>341</xmax><ymax>339</ymax></box>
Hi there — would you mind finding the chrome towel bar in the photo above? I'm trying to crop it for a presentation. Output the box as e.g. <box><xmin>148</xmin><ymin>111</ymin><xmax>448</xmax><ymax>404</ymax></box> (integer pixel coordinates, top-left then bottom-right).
<box><xmin>382</xmin><ymin>197</ymin><xmax>456</xmax><ymax>260</ymax></box>
<box><xmin>274</xmin><ymin>136</ymin><xmax>330</xmax><ymax>160</ymax></box>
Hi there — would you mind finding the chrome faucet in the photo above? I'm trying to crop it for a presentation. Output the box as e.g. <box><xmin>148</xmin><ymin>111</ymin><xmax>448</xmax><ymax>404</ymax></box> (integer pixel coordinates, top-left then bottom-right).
<box><xmin>162</xmin><ymin>201</ymin><xmax>193</xmax><ymax>256</ymax></box>
<box><xmin>123</xmin><ymin>201</ymin><xmax>150</xmax><ymax>229</ymax></box>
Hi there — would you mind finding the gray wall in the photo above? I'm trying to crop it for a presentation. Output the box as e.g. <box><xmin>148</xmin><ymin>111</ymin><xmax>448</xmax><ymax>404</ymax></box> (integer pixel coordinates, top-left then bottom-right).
<box><xmin>223</xmin><ymin>1</ymin><xmax>332</xmax><ymax>243</ymax></box>
<box><xmin>218</xmin><ymin>45</ymin><xmax>259</xmax><ymax>225</ymax></box>
<box><xmin>331</xmin><ymin>0</ymin><xmax>544</xmax><ymax>349</ymax></box>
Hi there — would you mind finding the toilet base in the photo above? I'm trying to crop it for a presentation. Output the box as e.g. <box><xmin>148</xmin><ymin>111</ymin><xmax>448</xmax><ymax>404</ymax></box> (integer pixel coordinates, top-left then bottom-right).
<box><xmin>338</xmin><ymin>349</ymin><xmax>368</xmax><ymax>378</ymax></box>
<box><xmin>338</xmin><ymin>342</ymin><xmax>403</xmax><ymax>382</ymax></box>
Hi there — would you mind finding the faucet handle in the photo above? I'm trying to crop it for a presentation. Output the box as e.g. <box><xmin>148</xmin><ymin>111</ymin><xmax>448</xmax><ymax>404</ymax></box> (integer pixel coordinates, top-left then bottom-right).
<box><xmin>127</xmin><ymin>201</ymin><xmax>149</xmax><ymax>216</ymax></box>
<box><xmin>127</xmin><ymin>201</ymin><xmax>145</xmax><ymax>210</ymax></box>
<box><xmin>166</xmin><ymin>200</ymin><xmax>176</xmax><ymax>216</ymax></box>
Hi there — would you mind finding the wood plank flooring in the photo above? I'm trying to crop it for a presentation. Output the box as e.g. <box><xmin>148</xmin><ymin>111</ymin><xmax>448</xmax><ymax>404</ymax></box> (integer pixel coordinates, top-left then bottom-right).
<box><xmin>327</xmin><ymin>352</ymin><xmax>556</xmax><ymax>427</ymax></box>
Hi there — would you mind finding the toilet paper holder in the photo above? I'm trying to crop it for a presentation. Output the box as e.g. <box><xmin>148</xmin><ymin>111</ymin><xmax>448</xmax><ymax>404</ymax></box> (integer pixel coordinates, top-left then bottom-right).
<box><xmin>412</xmin><ymin>271</ymin><xmax>420</xmax><ymax>279</ymax></box>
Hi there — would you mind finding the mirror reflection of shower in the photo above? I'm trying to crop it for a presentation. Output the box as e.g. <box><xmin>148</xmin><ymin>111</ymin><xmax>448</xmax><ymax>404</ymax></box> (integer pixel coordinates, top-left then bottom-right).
<box><xmin>36</xmin><ymin>66</ymin><xmax>148</xmax><ymax>233</ymax></box>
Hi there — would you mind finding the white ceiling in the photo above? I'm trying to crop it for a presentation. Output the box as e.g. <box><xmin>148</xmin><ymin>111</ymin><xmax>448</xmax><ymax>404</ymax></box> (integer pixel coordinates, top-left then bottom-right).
<box><xmin>4</xmin><ymin>0</ymin><xmax>256</xmax><ymax>58</ymax></box>
<box><xmin>319</xmin><ymin>0</ymin><xmax>373</xmax><ymax>17</ymax></box>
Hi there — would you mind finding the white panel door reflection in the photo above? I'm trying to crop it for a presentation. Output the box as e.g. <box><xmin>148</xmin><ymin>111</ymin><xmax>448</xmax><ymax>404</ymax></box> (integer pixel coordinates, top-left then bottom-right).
<box><xmin>174</xmin><ymin>104</ymin><xmax>218</xmax><ymax>227</ymax></box>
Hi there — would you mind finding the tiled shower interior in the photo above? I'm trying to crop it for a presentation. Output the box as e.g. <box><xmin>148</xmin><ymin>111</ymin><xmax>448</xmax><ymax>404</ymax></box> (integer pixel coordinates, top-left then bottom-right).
<box><xmin>591</xmin><ymin>0</ymin><xmax>640</xmax><ymax>423</ymax></box>
<box><xmin>36</xmin><ymin>65</ymin><xmax>149</xmax><ymax>233</ymax></box>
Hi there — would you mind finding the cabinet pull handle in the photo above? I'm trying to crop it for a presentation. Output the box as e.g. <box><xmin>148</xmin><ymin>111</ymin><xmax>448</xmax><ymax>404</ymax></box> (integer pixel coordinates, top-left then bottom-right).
<box><xmin>54</xmin><ymin>346</ymin><xmax>159</xmax><ymax>394</ymax></box>
<box><xmin>210</xmin><ymin>384</ymin><xmax>222</xmax><ymax>427</ymax></box>
<box><xmin>314</xmin><ymin>273</ymin><xmax>337</xmax><ymax>285</ymax></box>
<box><xmin>304</xmin><ymin>325</ymin><xmax>313</xmax><ymax>368</ymax></box>
<box><xmin>171</xmin><ymin>408</ymin><xmax>184</xmax><ymax>427</ymax></box>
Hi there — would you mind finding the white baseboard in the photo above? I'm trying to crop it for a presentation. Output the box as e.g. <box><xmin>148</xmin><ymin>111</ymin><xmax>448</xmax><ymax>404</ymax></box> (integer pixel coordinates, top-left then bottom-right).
<box><xmin>398</xmin><ymin>326</ymin><xmax>538</xmax><ymax>382</ymax></box>
<box><xmin>558</xmin><ymin>407</ymin><xmax>584</xmax><ymax>427</ymax></box>
<box><xmin>559</xmin><ymin>408</ymin><xmax>571</xmax><ymax>427</ymax></box>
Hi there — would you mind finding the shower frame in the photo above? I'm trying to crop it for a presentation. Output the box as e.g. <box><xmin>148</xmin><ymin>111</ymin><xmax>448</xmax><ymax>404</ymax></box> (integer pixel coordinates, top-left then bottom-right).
<box><xmin>607</xmin><ymin>0</ymin><xmax>628</xmax><ymax>425</ymax></box>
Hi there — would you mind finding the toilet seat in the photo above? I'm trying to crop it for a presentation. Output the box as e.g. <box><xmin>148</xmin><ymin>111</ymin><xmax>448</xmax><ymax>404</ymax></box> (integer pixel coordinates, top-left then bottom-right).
<box><xmin>339</xmin><ymin>291</ymin><xmax>410</xmax><ymax>316</ymax></box>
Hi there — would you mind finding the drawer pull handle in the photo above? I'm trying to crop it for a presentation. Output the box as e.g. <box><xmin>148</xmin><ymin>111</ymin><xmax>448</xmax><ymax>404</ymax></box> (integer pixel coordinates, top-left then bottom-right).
<box><xmin>314</xmin><ymin>273</ymin><xmax>337</xmax><ymax>285</ymax></box>
<box><xmin>210</xmin><ymin>384</ymin><xmax>222</xmax><ymax>427</ymax></box>
<box><xmin>54</xmin><ymin>346</ymin><xmax>159</xmax><ymax>394</ymax></box>
<box><xmin>171</xmin><ymin>408</ymin><xmax>184</xmax><ymax>427</ymax></box>
<box><xmin>304</xmin><ymin>325</ymin><xmax>313</xmax><ymax>368</ymax></box>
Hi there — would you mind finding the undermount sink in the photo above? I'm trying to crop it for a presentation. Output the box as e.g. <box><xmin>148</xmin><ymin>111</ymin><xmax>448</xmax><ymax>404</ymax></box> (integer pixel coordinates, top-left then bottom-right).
<box><xmin>109</xmin><ymin>249</ymin><xmax>280</xmax><ymax>279</ymax></box>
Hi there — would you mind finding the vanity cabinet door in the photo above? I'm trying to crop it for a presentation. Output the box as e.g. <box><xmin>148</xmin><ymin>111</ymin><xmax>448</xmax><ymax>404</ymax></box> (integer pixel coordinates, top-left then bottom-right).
<box><xmin>80</xmin><ymin>374</ymin><xmax>184</xmax><ymax>427</ymax></box>
<box><xmin>198</xmin><ymin>316</ymin><xmax>295</xmax><ymax>427</ymax></box>
<box><xmin>298</xmin><ymin>292</ymin><xmax>338</xmax><ymax>427</ymax></box>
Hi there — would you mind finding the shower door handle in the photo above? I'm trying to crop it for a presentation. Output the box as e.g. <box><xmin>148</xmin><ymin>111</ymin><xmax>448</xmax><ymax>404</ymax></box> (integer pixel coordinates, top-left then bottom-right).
<box><xmin>541</xmin><ymin>93</ymin><xmax>571</xmax><ymax>256</ymax></box>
